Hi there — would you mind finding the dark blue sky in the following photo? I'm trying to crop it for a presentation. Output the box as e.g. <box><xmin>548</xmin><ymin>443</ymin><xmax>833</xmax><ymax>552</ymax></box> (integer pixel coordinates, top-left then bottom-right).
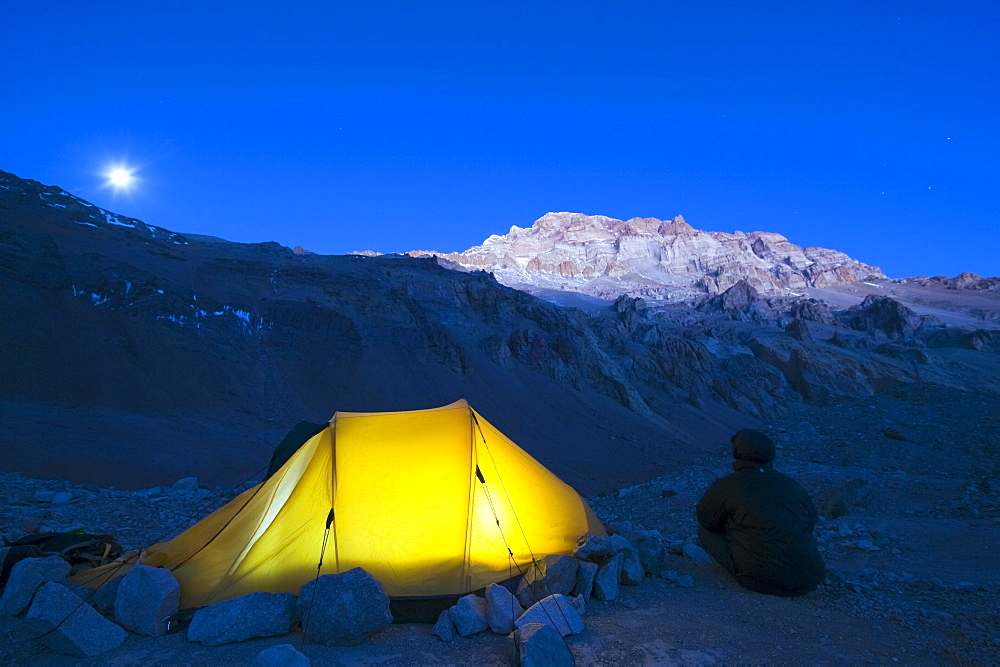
<box><xmin>3</xmin><ymin>2</ymin><xmax>997</xmax><ymax>278</ymax></box>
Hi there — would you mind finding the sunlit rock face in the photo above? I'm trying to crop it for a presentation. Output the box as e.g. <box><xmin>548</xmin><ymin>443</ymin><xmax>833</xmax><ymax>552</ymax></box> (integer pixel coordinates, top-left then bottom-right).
<box><xmin>427</xmin><ymin>212</ymin><xmax>885</xmax><ymax>300</ymax></box>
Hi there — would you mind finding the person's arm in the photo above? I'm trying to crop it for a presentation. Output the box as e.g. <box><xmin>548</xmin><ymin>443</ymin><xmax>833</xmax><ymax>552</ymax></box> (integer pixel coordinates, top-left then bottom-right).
<box><xmin>696</xmin><ymin>478</ymin><xmax>729</xmax><ymax>532</ymax></box>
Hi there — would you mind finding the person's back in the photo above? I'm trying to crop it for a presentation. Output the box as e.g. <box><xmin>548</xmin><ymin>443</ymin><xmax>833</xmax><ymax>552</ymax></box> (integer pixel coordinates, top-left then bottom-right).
<box><xmin>696</xmin><ymin>429</ymin><xmax>826</xmax><ymax>597</ymax></box>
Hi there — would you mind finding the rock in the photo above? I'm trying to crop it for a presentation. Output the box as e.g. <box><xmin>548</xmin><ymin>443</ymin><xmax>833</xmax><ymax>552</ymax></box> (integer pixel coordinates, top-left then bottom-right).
<box><xmin>91</xmin><ymin>577</ymin><xmax>121</xmax><ymax>615</ymax></box>
<box><xmin>172</xmin><ymin>476</ymin><xmax>200</xmax><ymax>493</ymax></box>
<box><xmin>785</xmin><ymin>318</ymin><xmax>813</xmax><ymax>341</ymax></box>
<box><xmin>515</xmin><ymin>554</ymin><xmax>579</xmax><ymax>607</ymax></box>
<box><xmin>573</xmin><ymin>532</ymin><xmax>632</xmax><ymax>561</ymax></box>
<box><xmin>661</xmin><ymin>569</ymin><xmax>678</xmax><ymax>582</ymax></box>
<box><xmin>51</xmin><ymin>492</ymin><xmax>73</xmax><ymax>504</ymax></box>
<box><xmin>0</xmin><ymin>555</ymin><xmax>71</xmax><ymax>617</ymax></box>
<box><xmin>514</xmin><ymin>594</ymin><xmax>585</xmax><ymax>637</ymax></box>
<box><xmin>843</xmin><ymin>295</ymin><xmax>923</xmax><ymax>339</ymax></box>
<box><xmin>883</xmin><ymin>428</ymin><xmax>908</xmax><ymax>441</ymax></box>
<box><xmin>431</xmin><ymin>609</ymin><xmax>456</xmax><ymax>642</ymax></box>
<box><xmin>568</xmin><ymin>595</ymin><xmax>585</xmax><ymax>616</ymax></box>
<box><xmin>592</xmin><ymin>553</ymin><xmax>623</xmax><ymax>601</ymax></box>
<box><xmin>188</xmin><ymin>592</ymin><xmax>295</xmax><ymax>646</ymax></box>
<box><xmin>675</xmin><ymin>575</ymin><xmax>695</xmax><ymax>588</ymax></box>
<box><xmin>620</xmin><ymin>548</ymin><xmax>645</xmax><ymax>585</ymax></box>
<box><xmin>611</xmin><ymin>527</ymin><xmax>665</xmax><ymax>574</ymax></box>
<box><xmin>485</xmin><ymin>583</ymin><xmax>523</xmax><ymax>634</ymax></box>
<box><xmin>789</xmin><ymin>420</ymin><xmax>818</xmax><ymax>439</ymax></box>
<box><xmin>448</xmin><ymin>593</ymin><xmax>489</xmax><ymax>637</ymax></box>
<box><xmin>19</xmin><ymin>516</ymin><xmax>44</xmax><ymax>533</ymax></box>
<box><xmin>824</xmin><ymin>568</ymin><xmax>846</xmax><ymax>586</ymax></box>
<box><xmin>855</xmin><ymin>540</ymin><xmax>881</xmax><ymax>551</ymax></box>
<box><xmin>572</xmin><ymin>560</ymin><xmax>598</xmax><ymax>600</ymax></box>
<box><xmin>660</xmin><ymin>488</ymin><xmax>677</xmax><ymax>498</ymax></box>
<box><xmin>114</xmin><ymin>564</ymin><xmax>180</xmax><ymax>637</ymax></box>
<box><xmin>297</xmin><ymin>568</ymin><xmax>392</xmax><ymax>645</ymax></box>
<box><xmin>515</xmin><ymin>622</ymin><xmax>574</xmax><ymax>667</ymax></box>
<box><xmin>815</xmin><ymin>479</ymin><xmax>869</xmax><ymax>520</ymax></box>
<box><xmin>252</xmin><ymin>643</ymin><xmax>311</xmax><ymax>666</ymax></box>
<box><xmin>24</xmin><ymin>582</ymin><xmax>126</xmax><ymax>657</ymax></box>
<box><xmin>682</xmin><ymin>543</ymin><xmax>712</xmax><ymax>563</ymax></box>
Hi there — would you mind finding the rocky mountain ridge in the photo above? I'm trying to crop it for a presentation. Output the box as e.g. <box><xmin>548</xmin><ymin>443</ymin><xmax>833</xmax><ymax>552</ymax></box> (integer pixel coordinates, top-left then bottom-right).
<box><xmin>408</xmin><ymin>211</ymin><xmax>886</xmax><ymax>301</ymax></box>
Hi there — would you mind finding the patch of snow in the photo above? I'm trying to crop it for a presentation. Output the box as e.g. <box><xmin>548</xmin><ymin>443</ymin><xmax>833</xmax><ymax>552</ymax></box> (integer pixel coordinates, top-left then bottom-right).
<box><xmin>46</xmin><ymin>203</ymin><xmax>67</xmax><ymax>209</ymax></box>
<box><xmin>102</xmin><ymin>210</ymin><xmax>132</xmax><ymax>228</ymax></box>
<box><xmin>0</xmin><ymin>184</ymin><xmax>10</xmax><ymax>190</ymax></box>
<box><xmin>156</xmin><ymin>289</ymin><xmax>164</xmax><ymax>294</ymax></box>
<box><xmin>124</xmin><ymin>280</ymin><xmax>132</xmax><ymax>295</ymax></box>
<box><xmin>76</xmin><ymin>222</ymin><xmax>100</xmax><ymax>229</ymax></box>
<box><xmin>863</xmin><ymin>282</ymin><xmax>883</xmax><ymax>288</ymax></box>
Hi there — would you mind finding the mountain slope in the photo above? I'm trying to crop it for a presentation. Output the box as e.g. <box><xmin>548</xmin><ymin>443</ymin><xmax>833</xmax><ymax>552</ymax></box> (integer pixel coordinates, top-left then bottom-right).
<box><xmin>2</xmin><ymin>169</ymin><xmax>998</xmax><ymax>496</ymax></box>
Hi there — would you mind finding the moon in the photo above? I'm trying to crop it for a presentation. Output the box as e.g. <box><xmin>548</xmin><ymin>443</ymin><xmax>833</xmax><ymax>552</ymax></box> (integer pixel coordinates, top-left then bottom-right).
<box><xmin>108</xmin><ymin>167</ymin><xmax>133</xmax><ymax>187</ymax></box>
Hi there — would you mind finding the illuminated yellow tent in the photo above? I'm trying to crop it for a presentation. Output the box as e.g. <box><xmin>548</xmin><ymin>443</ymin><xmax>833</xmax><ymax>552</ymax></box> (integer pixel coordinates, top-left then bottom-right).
<box><xmin>96</xmin><ymin>400</ymin><xmax>604</xmax><ymax>609</ymax></box>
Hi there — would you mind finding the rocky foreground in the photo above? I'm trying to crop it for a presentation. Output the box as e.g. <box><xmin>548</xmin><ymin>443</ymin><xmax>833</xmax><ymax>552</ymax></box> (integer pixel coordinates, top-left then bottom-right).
<box><xmin>2</xmin><ymin>382</ymin><xmax>997</xmax><ymax>665</ymax></box>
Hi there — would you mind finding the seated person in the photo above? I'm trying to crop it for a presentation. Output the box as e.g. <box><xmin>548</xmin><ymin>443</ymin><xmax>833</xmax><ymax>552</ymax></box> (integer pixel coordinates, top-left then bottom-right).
<box><xmin>696</xmin><ymin>429</ymin><xmax>826</xmax><ymax>597</ymax></box>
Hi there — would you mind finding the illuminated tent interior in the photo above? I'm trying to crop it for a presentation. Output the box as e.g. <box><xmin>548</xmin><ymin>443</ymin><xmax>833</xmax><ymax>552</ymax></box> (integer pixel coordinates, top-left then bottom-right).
<box><xmin>79</xmin><ymin>399</ymin><xmax>605</xmax><ymax>610</ymax></box>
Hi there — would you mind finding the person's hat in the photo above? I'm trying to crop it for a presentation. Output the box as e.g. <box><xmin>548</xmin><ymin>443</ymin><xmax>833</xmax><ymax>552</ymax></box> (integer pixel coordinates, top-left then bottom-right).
<box><xmin>730</xmin><ymin>429</ymin><xmax>775</xmax><ymax>463</ymax></box>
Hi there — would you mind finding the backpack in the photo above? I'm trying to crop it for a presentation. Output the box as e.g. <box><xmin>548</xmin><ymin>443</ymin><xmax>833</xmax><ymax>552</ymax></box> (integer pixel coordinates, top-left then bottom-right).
<box><xmin>1</xmin><ymin>530</ymin><xmax>122</xmax><ymax>586</ymax></box>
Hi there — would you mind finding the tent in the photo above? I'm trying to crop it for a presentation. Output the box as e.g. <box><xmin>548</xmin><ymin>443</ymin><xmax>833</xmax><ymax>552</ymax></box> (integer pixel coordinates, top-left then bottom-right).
<box><xmin>84</xmin><ymin>400</ymin><xmax>605</xmax><ymax>609</ymax></box>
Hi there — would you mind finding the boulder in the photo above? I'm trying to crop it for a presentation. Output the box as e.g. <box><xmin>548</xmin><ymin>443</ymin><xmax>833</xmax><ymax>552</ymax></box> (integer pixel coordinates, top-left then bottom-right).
<box><xmin>252</xmin><ymin>643</ymin><xmax>311</xmax><ymax>666</ymax></box>
<box><xmin>296</xmin><ymin>568</ymin><xmax>392</xmax><ymax>645</ymax></box>
<box><xmin>172</xmin><ymin>476</ymin><xmax>199</xmax><ymax>494</ymax></box>
<box><xmin>572</xmin><ymin>560</ymin><xmax>598</xmax><ymax>600</ymax></box>
<box><xmin>682</xmin><ymin>543</ymin><xmax>712</xmax><ymax>563</ymax></box>
<box><xmin>620</xmin><ymin>548</ymin><xmax>645</xmax><ymax>585</ymax></box>
<box><xmin>815</xmin><ymin>478</ymin><xmax>869</xmax><ymax>519</ymax></box>
<box><xmin>785</xmin><ymin>318</ymin><xmax>813</xmax><ymax>341</ymax></box>
<box><xmin>842</xmin><ymin>295</ymin><xmax>923</xmax><ymax>339</ymax></box>
<box><xmin>114</xmin><ymin>564</ymin><xmax>180</xmax><ymax>637</ymax></box>
<box><xmin>448</xmin><ymin>593</ymin><xmax>488</xmax><ymax>636</ymax></box>
<box><xmin>592</xmin><ymin>553</ymin><xmax>623</xmax><ymax>601</ymax></box>
<box><xmin>612</xmin><ymin>528</ymin><xmax>664</xmax><ymax>574</ymax></box>
<box><xmin>573</xmin><ymin>532</ymin><xmax>632</xmax><ymax>561</ymax></box>
<box><xmin>33</xmin><ymin>490</ymin><xmax>73</xmax><ymax>503</ymax></box>
<box><xmin>188</xmin><ymin>592</ymin><xmax>295</xmax><ymax>646</ymax></box>
<box><xmin>485</xmin><ymin>582</ymin><xmax>523</xmax><ymax>634</ymax></box>
<box><xmin>515</xmin><ymin>554</ymin><xmax>579</xmax><ymax>607</ymax></box>
<box><xmin>514</xmin><ymin>594</ymin><xmax>585</xmax><ymax>637</ymax></box>
<box><xmin>515</xmin><ymin>622</ymin><xmax>573</xmax><ymax>667</ymax></box>
<box><xmin>25</xmin><ymin>582</ymin><xmax>126</xmax><ymax>657</ymax></box>
<box><xmin>91</xmin><ymin>577</ymin><xmax>122</xmax><ymax>615</ymax></box>
<box><xmin>0</xmin><ymin>555</ymin><xmax>71</xmax><ymax>617</ymax></box>
<box><xmin>431</xmin><ymin>609</ymin><xmax>456</xmax><ymax>642</ymax></box>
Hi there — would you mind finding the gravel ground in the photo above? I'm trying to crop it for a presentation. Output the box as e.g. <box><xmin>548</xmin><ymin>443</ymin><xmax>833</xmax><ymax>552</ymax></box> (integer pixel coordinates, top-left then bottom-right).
<box><xmin>2</xmin><ymin>383</ymin><xmax>998</xmax><ymax>664</ymax></box>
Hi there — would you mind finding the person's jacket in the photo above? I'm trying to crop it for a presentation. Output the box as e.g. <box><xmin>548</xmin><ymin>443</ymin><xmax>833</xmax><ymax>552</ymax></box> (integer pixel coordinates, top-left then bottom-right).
<box><xmin>697</xmin><ymin>459</ymin><xmax>826</xmax><ymax>596</ymax></box>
